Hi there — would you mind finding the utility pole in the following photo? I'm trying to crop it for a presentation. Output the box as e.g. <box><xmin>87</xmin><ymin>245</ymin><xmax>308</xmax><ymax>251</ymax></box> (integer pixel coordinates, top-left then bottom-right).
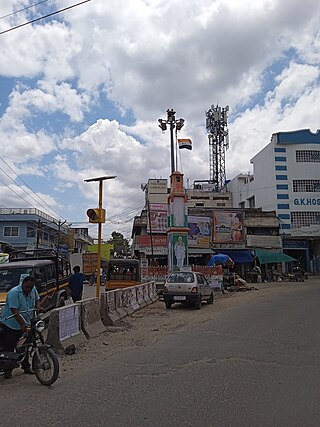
<box><xmin>85</xmin><ymin>175</ymin><xmax>116</xmax><ymax>298</ymax></box>
<box><xmin>53</xmin><ymin>219</ymin><xmax>67</xmax><ymax>254</ymax></box>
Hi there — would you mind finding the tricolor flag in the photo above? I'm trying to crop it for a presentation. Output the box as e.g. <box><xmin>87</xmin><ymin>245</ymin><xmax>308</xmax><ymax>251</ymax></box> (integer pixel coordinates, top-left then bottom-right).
<box><xmin>178</xmin><ymin>138</ymin><xmax>192</xmax><ymax>150</ymax></box>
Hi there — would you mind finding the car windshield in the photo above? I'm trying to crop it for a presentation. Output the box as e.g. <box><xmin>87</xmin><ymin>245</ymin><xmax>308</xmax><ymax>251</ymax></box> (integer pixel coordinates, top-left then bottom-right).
<box><xmin>167</xmin><ymin>272</ymin><xmax>195</xmax><ymax>283</ymax></box>
<box><xmin>0</xmin><ymin>267</ymin><xmax>33</xmax><ymax>291</ymax></box>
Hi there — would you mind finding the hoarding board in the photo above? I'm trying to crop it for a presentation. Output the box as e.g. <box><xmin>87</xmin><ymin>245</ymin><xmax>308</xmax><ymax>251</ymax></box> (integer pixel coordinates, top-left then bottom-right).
<box><xmin>212</xmin><ymin>211</ymin><xmax>244</xmax><ymax>243</ymax></box>
<box><xmin>147</xmin><ymin>203</ymin><xmax>168</xmax><ymax>233</ymax></box>
<box><xmin>148</xmin><ymin>179</ymin><xmax>168</xmax><ymax>194</ymax></box>
<box><xmin>187</xmin><ymin>216</ymin><xmax>210</xmax><ymax>248</ymax></box>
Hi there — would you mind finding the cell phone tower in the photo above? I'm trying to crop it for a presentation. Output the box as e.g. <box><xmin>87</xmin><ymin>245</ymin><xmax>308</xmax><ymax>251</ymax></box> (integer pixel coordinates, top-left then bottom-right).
<box><xmin>205</xmin><ymin>104</ymin><xmax>229</xmax><ymax>192</ymax></box>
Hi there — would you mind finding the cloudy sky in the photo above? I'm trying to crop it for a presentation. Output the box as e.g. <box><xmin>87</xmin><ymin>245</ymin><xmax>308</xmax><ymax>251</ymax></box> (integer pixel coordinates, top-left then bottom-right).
<box><xmin>1</xmin><ymin>0</ymin><xmax>320</xmax><ymax>240</ymax></box>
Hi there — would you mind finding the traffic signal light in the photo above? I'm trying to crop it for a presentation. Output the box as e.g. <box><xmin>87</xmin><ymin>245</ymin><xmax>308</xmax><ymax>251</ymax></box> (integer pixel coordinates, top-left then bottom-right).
<box><xmin>86</xmin><ymin>208</ymin><xmax>106</xmax><ymax>224</ymax></box>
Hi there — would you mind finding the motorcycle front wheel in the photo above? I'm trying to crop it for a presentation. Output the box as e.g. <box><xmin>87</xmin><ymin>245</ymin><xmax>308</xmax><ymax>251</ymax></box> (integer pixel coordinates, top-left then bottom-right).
<box><xmin>32</xmin><ymin>347</ymin><xmax>59</xmax><ymax>386</ymax></box>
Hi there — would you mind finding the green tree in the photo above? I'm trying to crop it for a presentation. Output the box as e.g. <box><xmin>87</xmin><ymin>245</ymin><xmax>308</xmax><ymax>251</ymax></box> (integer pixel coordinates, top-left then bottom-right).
<box><xmin>107</xmin><ymin>231</ymin><xmax>130</xmax><ymax>258</ymax></box>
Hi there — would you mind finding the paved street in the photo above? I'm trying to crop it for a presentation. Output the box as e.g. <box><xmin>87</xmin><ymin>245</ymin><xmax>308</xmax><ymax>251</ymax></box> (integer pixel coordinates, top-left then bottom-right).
<box><xmin>1</xmin><ymin>279</ymin><xmax>320</xmax><ymax>426</ymax></box>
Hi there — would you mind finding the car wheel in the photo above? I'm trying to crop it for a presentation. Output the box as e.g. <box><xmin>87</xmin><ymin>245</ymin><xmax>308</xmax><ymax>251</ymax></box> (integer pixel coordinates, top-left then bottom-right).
<box><xmin>165</xmin><ymin>301</ymin><xmax>172</xmax><ymax>309</ymax></box>
<box><xmin>207</xmin><ymin>293</ymin><xmax>214</xmax><ymax>304</ymax></box>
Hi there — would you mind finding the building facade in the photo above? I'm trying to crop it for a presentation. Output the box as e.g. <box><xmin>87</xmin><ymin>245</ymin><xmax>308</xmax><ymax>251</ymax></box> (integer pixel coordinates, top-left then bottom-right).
<box><xmin>0</xmin><ymin>208</ymin><xmax>94</xmax><ymax>255</ymax></box>
<box><xmin>132</xmin><ymin>179</ymin><xmax>281</xmax><ymax>277</ymax></box>
<box><xmin>227</xmin><ymin>129</ymin><xmax>320</xmax><ymax>273</ymax></box>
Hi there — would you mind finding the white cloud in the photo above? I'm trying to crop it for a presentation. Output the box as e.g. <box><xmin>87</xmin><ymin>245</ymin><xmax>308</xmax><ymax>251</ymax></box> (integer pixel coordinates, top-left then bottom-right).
<box><xmin>1</xmin><ymin>0</ymin><xmax>320</xmax><ymax>238</ymax></box>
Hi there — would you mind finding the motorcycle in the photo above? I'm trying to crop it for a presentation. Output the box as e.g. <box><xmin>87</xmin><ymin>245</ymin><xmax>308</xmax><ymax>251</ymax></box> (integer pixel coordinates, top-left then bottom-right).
<box><xmin>0</xmin><ymin>310</ymin><xmax>59</xmax><ymax>386</ymax></box>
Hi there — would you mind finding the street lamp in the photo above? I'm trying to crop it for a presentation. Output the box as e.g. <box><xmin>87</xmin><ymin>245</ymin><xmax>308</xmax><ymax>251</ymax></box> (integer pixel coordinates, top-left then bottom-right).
<box><xmin>84</xmin><ymin>175</ymin><xmax>116</xmax><ymax>298</ymax></box>
<box><xmin>158</xmin><ymin>108</ymin><xmax>185</xmax><ymax>174</ymax></box>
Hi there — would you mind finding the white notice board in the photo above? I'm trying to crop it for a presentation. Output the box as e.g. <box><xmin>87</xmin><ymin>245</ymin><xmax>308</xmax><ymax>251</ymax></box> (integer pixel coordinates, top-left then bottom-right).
<box><xmin>59</xmin><ymin>305</ymin><xmax>80</xmax><ymax>341</ymax></box>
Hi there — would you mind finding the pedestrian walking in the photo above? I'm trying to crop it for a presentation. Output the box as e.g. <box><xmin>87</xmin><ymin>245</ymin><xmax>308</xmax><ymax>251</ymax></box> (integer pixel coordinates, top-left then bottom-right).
<box><xmin>69</xmin><ymin>265</ymin><xmax>84</xmax><ymax>303</ymax></box>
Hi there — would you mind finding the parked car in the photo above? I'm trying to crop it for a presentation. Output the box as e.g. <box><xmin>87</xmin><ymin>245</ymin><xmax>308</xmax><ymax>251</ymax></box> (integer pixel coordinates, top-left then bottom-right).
<box><xmin>163</xmin><ymin>271</ymin><xmax>214</xmax><ymax>309</ymax></box>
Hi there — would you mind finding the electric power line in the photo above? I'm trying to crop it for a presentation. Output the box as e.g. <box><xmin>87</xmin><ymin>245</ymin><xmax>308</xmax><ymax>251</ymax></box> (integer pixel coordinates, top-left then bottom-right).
<box><xmin>0</xmin><ymin>0</ymin><xmax>52</xmax><ymax>20</ymax></box>
<box><xmin>0</xmin><ymin>0</ymin><xmax>92</xmax><ymax>36</ymax></box>
<box><xmin>0</xmin><ymin>156</ymin><xmax>62</xmax><ymax>219</ymax></box>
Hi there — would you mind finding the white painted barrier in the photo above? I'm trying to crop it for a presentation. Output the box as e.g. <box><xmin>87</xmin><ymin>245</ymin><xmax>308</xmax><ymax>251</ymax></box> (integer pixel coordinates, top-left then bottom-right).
<box><xmin>46</xmin><ymin>304</ymin><xmax>87</xmax><ymax>354</ymax></box>
<box><xmin>100</xmin><ymin>290</ymin><xmax>121</xmax><ymax>326</ymax></box>
<box><xmin>77</xmin><ymin>297</ymin><xmax>106</xmax><ymax>339</ymax></box>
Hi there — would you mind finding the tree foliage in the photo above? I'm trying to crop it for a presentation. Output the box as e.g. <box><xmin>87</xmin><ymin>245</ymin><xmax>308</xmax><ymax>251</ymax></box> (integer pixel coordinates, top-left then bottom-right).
<box><xmin>107</xmin><ymin>231</ymin><xmax>130</xmax><ymax>258</ymax></box>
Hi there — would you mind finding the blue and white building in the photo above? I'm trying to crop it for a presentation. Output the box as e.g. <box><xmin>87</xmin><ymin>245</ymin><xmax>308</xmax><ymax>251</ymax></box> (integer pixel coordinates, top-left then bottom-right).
<box><xmin>228</xmin><ymin>129</ymin><xmax>320</xmax><ymax>273</ymax></box>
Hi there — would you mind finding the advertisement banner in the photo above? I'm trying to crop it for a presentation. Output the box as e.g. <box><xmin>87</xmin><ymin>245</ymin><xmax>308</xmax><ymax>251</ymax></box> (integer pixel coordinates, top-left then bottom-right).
<box><xmin>147</xmin><ymin>203</ymin><xmax>168</xmax><ymax>233</ymax></box>
<box><xmin>137</xmin><ymin>235</ymin><xmax>167</xmax><ymax>255</ymax></box>
<box><xmin>212</xmin><ymin>211</ymin><xmax>244</xmax><ymax>243</ymax></box>
<box><xmin>187</xmin><ymin>216</ymin><xmax>210</xmax><ymax>248</ymax></box>
<box><xmin>168</xmin><ymin>232</ymin><xmax>188</xmax><ymax>272</ymax></box>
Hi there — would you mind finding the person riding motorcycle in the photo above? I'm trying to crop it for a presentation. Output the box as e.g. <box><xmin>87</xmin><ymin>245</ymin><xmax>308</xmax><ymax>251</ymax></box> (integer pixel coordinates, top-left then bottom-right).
<box><xmin>0</xmin><ymin>275</ymin><xmax>43</xmax><ymax>379</ymax></box>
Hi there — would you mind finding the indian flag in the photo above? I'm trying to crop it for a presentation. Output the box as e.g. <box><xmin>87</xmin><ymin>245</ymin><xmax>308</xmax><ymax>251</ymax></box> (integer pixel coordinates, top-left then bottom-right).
<box><xmin>178</xmin><ymin>138</ymin><xmax>192</xmax><ymax>150</ymax></box>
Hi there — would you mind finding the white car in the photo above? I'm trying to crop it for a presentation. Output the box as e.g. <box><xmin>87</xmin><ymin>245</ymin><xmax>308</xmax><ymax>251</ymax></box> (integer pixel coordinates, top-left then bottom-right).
<box><xmin>163</xmin><ymin>271</ymin><xmax>214</xmax><ymax>309</ymax></box>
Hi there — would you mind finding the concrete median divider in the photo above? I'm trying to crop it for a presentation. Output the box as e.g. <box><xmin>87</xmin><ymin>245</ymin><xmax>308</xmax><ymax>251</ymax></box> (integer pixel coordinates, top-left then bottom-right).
<box><xmin>142</xmin><ymin>283</ymin><xmax>152</xmax><ymax>305</ymax></box>
<box><xmin>100</xmin><ymin>290</ymin><xmax>120</xmax><ymax>326</ymax></box>
<box><xmin>136</xmin><ymin>284</ymin><xmax>147</xmax><ymax>308</ymax></box>
<box><xmin>128</xmin><ymin>286</ymin><xmax>140</xmax><ymax>312</ymax></box>
<box><xmin>77</xmin><ymin>297</ymin><xmax>106</xmax><ymax>339</ymax></box>
<box><xmin>149</xmin><ymin>282</ymin><xmax>158</xmax><ymax>303</ymax></box>
<box><xmin>46</xmin><ymin>304</ymin><xmax>88</xmax><ymax>354</ymax></box>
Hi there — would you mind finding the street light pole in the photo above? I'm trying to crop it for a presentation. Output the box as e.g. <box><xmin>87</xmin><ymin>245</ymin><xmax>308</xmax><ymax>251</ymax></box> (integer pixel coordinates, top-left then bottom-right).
<box><xmin>84</xmin><ymin>175</ymin><xmax>116</xmax><ymax>298</ymax></box>
<box><xmin>158</xmin><ymin>109</ymin><xmax>185</xmax><ymax>175</ymax></box>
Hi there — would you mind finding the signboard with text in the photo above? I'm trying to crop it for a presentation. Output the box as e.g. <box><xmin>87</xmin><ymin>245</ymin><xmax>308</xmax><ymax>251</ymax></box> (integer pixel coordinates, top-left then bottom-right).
<box><xmin>147</xmin><ymin>203</ymin><xmax>168</xmax><ymax>233</ymax></box>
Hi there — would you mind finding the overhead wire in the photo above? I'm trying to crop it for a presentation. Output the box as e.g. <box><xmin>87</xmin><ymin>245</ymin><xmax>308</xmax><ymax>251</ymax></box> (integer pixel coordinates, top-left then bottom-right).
<box><xmin>0</xmin><ymin>0</ymin><xmax>92</xmax><ymax>36</ymax></box>
<box><xmin>0</xmin><ymin>0</ymin><xmax>52</xmax><ymax>20</ymax></box>
<box><xmin>0</xmin><ymin>156</ymin><xmax>63</xmax><ymax>219</ymax></box>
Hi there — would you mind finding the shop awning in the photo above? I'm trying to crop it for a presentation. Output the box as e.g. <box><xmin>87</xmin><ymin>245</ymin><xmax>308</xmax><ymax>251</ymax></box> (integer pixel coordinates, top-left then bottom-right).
<box><xmin>255</xmin><ymin>249</ymin><xmax>296</xmax><ymax>264</ymax></box>
<box><xmin>189</xmin><ymin>248</ymin><xmax>215</xmax><ymax>255</ymax></box>
<box><xmin>218</xmin><ymin>250</ymin><xmax>253</xmax><ymax>264</ymax></box>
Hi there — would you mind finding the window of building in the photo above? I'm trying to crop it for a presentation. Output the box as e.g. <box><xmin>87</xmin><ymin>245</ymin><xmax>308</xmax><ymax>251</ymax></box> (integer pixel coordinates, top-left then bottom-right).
<box><xmin>276</xmin><ymin>175</ymin><xmax>288</xmax><ymax>180</ymax></box>
<box><xmin>291</xmin><ymin>212</ymin><xmax>320</xmax><ymax>228</ymax></box>
<box><xmin>275</xmin><ymin>165</ymin><xmax>287</xmax><ymax>171</ymax></box>
<box><xmin>277</xmin><ymin>194</ymin><xmax>289</xmax><ymax>199</ymax></box>
<box><xmin>276</xmin><ymin>184</ymin><xmax>288</xmax><ymax>190</ymax></box>
<box><xmin>281</xmin><ymin>224</ymin><xmax>291</xmax><ymax>229</ymax></box>
<box><xmin>248</xmin><ymin>196</ymin><xmax>255</xmax><ymax>208</ymax></box>
<box><xmin>27</xmin><ymin>226</ymin><xmax>35</xmax><ymax>237</ymax></box>
<box><xmin>277</xmin><ymin>204</ymin><xmax>290</xmax><ymax>209</ymax></box>
<box><xmin>275</xmin><ymin>156</ymin><xmax>287</xmax><ymax>162</ymax></box>
<box><xmin>274</xmin><ymin>147</ymin><xmax>286</xmax><ymax>152</ymax></box>
<box><xmin>293</xmin><ymin>179</ymin><xmax>320</xmax><ymax>192</ymax></box>
<box><xmin>3</xmin><ymin>226</ymin><xmax>19</xmax><ymax>237</ymax></box>
<box><xmin>296</xmin><ymin>150</ymin><xmax>320</xmax><ymax>162</ymax></box>
<box><xmin>278</xmin><ymin>213</ymin><xmax>290</xmax><ymax>219</ymax></box>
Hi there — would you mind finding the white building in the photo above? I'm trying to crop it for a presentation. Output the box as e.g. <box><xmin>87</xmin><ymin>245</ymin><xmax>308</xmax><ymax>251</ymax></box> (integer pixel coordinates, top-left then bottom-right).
<box><xmin>227</xmin><ymin>129</ymin><xmax>320</xmax><ymax>273</ymax></box>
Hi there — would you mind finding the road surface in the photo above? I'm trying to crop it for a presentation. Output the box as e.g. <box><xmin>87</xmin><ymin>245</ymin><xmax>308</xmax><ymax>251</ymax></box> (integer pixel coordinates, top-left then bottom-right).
<box><xmin>1</xmin><ymin>279</ymin><xmax>320</xmax><ymax>426</ymax></box>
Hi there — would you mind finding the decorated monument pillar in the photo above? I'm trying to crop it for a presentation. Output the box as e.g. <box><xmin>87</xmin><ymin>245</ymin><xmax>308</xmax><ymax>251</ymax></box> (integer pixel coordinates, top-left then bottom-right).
<box><xmin>167</xmin><ymin>171</ymin><xmax>189</xmax><ymax>273</ymax></box>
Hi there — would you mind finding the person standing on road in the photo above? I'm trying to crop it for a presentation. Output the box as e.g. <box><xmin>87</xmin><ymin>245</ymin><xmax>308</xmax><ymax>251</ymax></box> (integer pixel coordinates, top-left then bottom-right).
<box><xmin>69</xmin><ymin>265</ymin><xmax>84</xmax><ymax>303</ymax></box>
<box><xmin>0</xmin><ymin>275</ymin><xmax>41</xmax><ymax>379</ymax></box>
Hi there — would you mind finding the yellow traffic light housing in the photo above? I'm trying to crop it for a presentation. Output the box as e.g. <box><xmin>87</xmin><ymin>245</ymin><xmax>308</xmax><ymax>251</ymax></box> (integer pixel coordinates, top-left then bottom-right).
<box><xmin>86</xmin><ymin>208</ymin><xmax>106</xmax><ymax>223</ymax></box>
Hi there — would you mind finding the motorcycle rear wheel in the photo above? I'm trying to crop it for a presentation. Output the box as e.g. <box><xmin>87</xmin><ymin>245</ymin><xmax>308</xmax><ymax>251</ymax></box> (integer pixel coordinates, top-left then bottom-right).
<box><xmin>33</xmin><ymin>347</ymin><xmax>59</xmax><ymax>386</ymax></box>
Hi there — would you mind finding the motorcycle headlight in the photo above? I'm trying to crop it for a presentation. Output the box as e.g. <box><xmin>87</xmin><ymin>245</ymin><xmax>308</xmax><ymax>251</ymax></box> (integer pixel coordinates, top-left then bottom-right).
<box><xmin>35</xmin><ymin>320</ymin><xmax>45</xmax><ymax>333</ymax></box>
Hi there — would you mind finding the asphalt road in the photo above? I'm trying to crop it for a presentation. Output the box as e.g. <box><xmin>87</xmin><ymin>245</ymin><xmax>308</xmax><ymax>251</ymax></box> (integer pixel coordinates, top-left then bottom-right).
<box><xmin>1</xmin><ymin>280</ymin><xmax>320</xmax><ymax>427</ymax></box>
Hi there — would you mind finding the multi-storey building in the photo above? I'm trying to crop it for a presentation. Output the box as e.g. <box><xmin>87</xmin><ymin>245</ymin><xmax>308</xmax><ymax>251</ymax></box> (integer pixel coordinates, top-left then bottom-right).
<box><xmin>227</xmin><ymin>129</ymin><xmax>320</xmax><ymax>273</ymax></box>
<box><xmin>0</xmin><ymin>208</ymin><xmax>94</xmax><ymax>255</ymax></box>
